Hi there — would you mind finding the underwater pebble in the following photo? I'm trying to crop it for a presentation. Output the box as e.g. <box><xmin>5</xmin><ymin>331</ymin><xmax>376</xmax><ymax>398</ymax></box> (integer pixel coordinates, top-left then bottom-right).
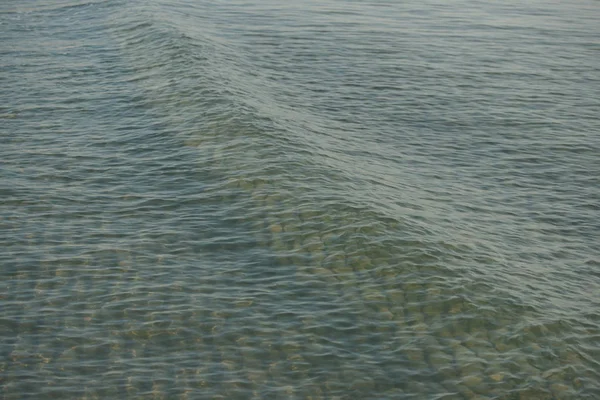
<box><xmin>489</xmin><ymin>373</ymin><xmax>504</xmax><ymax>382</ymax></box>
<box><xmin>550</xmin><ymin>383</ymin><xmax>571</xmax><ymax>398</ymax></box>
<box><xmin>270</xmin><ymin>224</ymin><xmax>283</xmax><ymax>233</ymax></box>
<box><xmin>463</xmin><ymin>375</ymin><xmax>483</xmax><ymax>387</ymax></box>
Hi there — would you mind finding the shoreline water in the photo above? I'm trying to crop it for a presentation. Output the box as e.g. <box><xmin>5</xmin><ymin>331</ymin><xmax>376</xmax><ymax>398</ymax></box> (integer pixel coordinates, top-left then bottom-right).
<box><xmin>2</xmin><ymin>0</ymin><xmax>599</xmax><ymax>398</ymax></box>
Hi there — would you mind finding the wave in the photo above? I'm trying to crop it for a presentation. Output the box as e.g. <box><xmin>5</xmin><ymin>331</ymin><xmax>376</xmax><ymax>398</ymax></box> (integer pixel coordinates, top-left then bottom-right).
<box><xmin>101</xmin><ymin>0</ymin><xmax>538</xmax><ymax>320</ymax></box>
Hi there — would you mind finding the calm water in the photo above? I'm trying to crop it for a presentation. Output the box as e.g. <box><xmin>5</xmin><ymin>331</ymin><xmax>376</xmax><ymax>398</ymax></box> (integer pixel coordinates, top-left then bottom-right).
<box><xmin>2</xmin><ymin>0</ymin><xmax>599</xmax><ymax>398</ymax></box>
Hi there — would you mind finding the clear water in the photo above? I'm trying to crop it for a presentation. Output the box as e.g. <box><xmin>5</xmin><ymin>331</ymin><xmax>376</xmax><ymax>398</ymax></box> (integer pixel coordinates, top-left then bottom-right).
<box><xmin>2</xmin><ymin>0</ymin><xmax>599</xmax><ymax>398</ymax></box>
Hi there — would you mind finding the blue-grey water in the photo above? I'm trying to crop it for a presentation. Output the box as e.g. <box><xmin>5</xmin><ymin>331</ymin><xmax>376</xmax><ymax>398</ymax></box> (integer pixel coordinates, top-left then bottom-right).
<box><xmin>2</xmin><ymin>0</ymin><xmax>599</xmax><ymax>398</ymax></box>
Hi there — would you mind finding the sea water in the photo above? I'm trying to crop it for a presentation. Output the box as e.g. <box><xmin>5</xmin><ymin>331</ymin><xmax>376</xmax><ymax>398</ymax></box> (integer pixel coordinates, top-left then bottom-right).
<box><xmin>2</xmin><ymin>0</ymin><xmax>599</xmax><ymax>398</ymax></box>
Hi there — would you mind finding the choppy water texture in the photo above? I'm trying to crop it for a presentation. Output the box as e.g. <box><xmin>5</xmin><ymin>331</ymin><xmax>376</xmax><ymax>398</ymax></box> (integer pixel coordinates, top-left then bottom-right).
<box><xmin>2</xmin><ymin>0</ymin><xmax>600</xmax><ymax>398</ymax></box>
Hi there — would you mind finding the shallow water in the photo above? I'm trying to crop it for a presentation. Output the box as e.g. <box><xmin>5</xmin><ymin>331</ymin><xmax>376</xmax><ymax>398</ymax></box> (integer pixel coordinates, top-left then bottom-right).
<box><xmin>2</xmin><ymin>0</ymin><xmax>599</xmax><ymax>398</ymax></box>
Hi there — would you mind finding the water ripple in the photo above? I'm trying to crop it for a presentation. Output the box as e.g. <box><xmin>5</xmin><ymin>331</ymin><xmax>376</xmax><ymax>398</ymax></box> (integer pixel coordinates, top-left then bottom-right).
<box><xmin>2</xmin><ymin>0</ymin><xmax>599</xmax><ymax>398</ymax></box>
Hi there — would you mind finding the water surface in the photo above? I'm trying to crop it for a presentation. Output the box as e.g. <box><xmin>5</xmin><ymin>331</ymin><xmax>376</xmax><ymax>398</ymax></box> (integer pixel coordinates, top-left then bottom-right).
<box><xmin>2</xmin><ymin>0</ymin><xmax>599</xmax><ymax>398</ymax></box>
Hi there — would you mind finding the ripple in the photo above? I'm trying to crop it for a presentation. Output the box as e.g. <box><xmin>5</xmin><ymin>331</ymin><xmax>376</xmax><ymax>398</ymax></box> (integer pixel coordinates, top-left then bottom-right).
<box><xmin>2</xmin><ymin>0</ymin><xmax>600</xmax><ymax>398</ymax></box>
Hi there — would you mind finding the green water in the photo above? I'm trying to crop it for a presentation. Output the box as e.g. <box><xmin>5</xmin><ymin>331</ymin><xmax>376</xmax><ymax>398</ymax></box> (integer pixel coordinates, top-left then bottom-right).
<box><xmin>2</xmin><ymin>0</ymin><xmax>599</xmax><ymax>398</ymax></box>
